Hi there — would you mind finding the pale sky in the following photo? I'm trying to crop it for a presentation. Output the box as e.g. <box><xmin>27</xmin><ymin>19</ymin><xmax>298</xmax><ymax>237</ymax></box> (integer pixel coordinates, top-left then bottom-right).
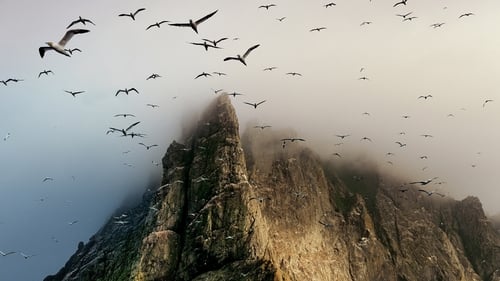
<box><xmin>1</xmin><ymin>0</ymin><xmax>499</xmax><ymax>280</ymax></box>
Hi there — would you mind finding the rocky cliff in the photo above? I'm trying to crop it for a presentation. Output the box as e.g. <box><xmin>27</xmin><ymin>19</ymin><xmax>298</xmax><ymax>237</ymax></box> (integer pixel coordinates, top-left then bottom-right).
<box><xmin>44</xmin><ymin>95</ymin><xmax>500</xmax><ymax>281</ymax></box>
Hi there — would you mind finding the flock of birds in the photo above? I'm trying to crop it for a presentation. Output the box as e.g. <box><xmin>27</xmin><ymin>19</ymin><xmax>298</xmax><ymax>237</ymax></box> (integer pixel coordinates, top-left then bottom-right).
<box><xmin>0</xmin><ymin>2</ymin><xmax>496</xmax><ymax>277</ymax></box>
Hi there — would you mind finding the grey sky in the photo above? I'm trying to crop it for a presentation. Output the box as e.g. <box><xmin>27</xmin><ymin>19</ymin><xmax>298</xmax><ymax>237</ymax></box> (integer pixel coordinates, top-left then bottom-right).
<box><xmin>1</xmin><ymin>0</ymin><xmax>499</xmax><ymax>280</ymax></box>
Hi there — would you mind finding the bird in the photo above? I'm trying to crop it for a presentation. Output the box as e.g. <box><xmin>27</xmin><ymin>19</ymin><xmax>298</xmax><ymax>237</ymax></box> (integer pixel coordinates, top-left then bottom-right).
<box><xmin>421</xmin><ymin>134</ymin><xmax>433</xmax><ymax>138</ymax></box>
<box><xmin>67</xmin><ymin>16</ymin><xmax>95</xmax><ymax>29</ymax></box>
<box><xmin>286</xmin><ymin>72</ymin><xmax>302</xmax><ymax>76</ymax></box>
<box><xmin>147</xmin><ymin>73</ymin><xmax>161</xmax><ymax>80</ymax></box>
<box><xmin>195</xmin><ymin>72</ymin><xmax>211</xmax><ymax>79</ymax></box>
<box><xmin>430</xmin><ymin>23</ymin><xmax>445</xmax><ymax>28</ymax></box>
<box><xmin>114</xmin><ymin>113</ymin><xmax>135</xmax><ymax>118</ymax></box>
<box><xmin>0</xmin><ymin>250</ymin><xmax>16</xmax><ymax>257</ymax></box>
<box><xmin>39</xmin><ymin>29</ymin><xmax>90</xmax><ymax>58</ymax></box>
<box><xmin>64</xmin><ymin>48</ymin><xmax>82</xmax><ymax>55</ymax></box>
<box><xmin>68</xmin><ymin>220</ymin><xmax>79</xmax><ymax>225</ymax></box>
<box><xmin>212</xmin><ymin>71</ymin><xmax>227</xmax><ymax>76</ymax></box>
<box><xmin>115</xmin><ymin>88</ymin><xmax>139</xmax><ymax>96</ymax></box>
<box><xmin>211</xmin><ymin>88</ymin><xmax>224</xmax><ymax>94</ymax></box>
<box><xmin>65</xmin><ymin>90</ymin><xmax>84</xmax><ymax>97</ymax></box>
<box><xmin>360</xmin><ymin>21</ymin><xmax>372</xmax><ymax>26</ymax></box>
<box><xmin>420</xmin><ymin>155</ymin><xmax>429</xmax><ymax>159</ymax></box>
<box><xmin>276</xmin><ymin>17</ymin><xmax>286</xmax><ymax>22</ymax></box>
<box><xmin>459</xmin><ymin>13</ymin><xmax>474</xmax><ymax>19</ymax></box>
<box><xmin>108</xmin><ymin>121</ymin><xmax>140</xmax><ymax>136</ymax></box>
<box><xmin>146</xmin><ymin>104</ymin><xmax>159</xmax><ymax>108</ymax></box>
<box><xmin>227</xmin><ymin>92</ymin><xmax>243</xmax><ymax>98</ymax></box>
<box><xmin>402</xmin><ymin>115</ymin><xmax>411</xmax><ymax>119</ymax></box>
<box><xmin>395</xmin><ymin>141</ymin><xmax>406</xmax><ymax>147</ymax></box>
<box><xmin>396</xmin><ymin>12</ymin><xmax>413</xmax><ymax>19</ymax></box>
<box><xmin>418</xmin><ymin>94</ymin><xmax>432</xmax><ymax>99</ymax></box>
<box><xmin>393</xmin><ymin>0</ymin><xmax>407</xmax><ymax>7</ymax></box>
<box><xmin>254</xmin><ymin>125</ymin><xmax>271</xmax><ymax>130</ymax></box>
<box><xmin>19</xmin><ymin>252</ymin><xmax>36</xmax><ymax>259</ymax></box>
<box><xmin>403</xmin><ymin>16</ymin><xmax>418</xmax><ymax>21</ymax></box>
<box><xmin>224</xmin><ymin>44</ymin><xmax>260</xmax><ymax>66</ymax></box>
<box><xmin>483</xmin><ymin>99</ymin><xmax>494</xmax><ymax>108</ymax></box>
<box><xmin>202</xmin><ymin>38</ymin><xmax>228</xmax><ymax>47</ymax></box>
<box><xmin>3</xmin><ymin>133</ymin><xmax>11</xmax><ymax>141</ymax></box>
<box><xmin>190</xmin><ymin>41</ymin><xmax>221</xmax><ymax>51</ymax></box>
<box><xmin>146</xmin><ymin>21</ymin><xmax>170</xmax><ymax>30</ymax></box>
<box><xmin>360</xmin><ymin>137</ymin><xmax>372</xmax><ymax>142</ymax></box>
<box><xmin>119</xmin><ymin>8</ymin><xmax>146</xmax><ymax>20</ymax></box>
<box><xmin>362</xmin><ymin>112</ymin><xmax>371</xmax><ymax>116</ymax></box>
<box><xmin>336</xmin><ymin>134</ymin><xmax>350</xmax><ymax>139</ymax></box>
<box><xmin>139</xmin><ymin>143</ymin><xmax>158</xmax><ymax>150</ymax></box>
<box><xmin>410</xmin><ymin>177</ymin><xmax>438</xmax><ymax>185</ymax></box>
<box><xmin>244</xmin><ymin>100</ymin><xmax>266</xmax><ymax>109</ymax></box>
<box><xmin>169</xmin><ymin>10</ymin><xmax>218</xmax><ymax>34</ymax></box>
<box><xmin>127</xmin><ymin>132</ymin><xmax>146</xmax><ymax>138</ymax></box>
<box><xmin>324</xmin><ymin>2</ymin><xmax>336</xmax><ymax>8</ymax></box>
<box><xmin>418</xmin><ymin>189</ymin><xmax>445</xmax><ymax>197</ymax></box>
<box><xmin>259</xmin><ymin>4</ymin><xmax>276</xmax><ymax>10</ymax></box>
<box><xmin>38</xmin><ymin>70</ymin><xmax>54</xmax><ymax>78</ymax></box>
<box><xmin>310</xmin><ymin>27</ymin><xmax>327</xmax><ymax>32</ymax></box>
<box><xmin>281</xmin><ymin>138</ymin><xmax>306</xmax><ymax>142</ymax></box>
<box><xmin>263</xmin><ymin>66</ymin><xmax>277</xmax><ymax>71</ymax></box>
<box><xmin>358</xmin><ymin>76</ymin><xmax>369</xmax><ymax>81</ymax></box>
<box><xmin>332</xmin><ymin>152</ymin><xmax>342</xmax><ymax>158</ymax></box>
<box><xmin>42</xmin><ymin>177</ymin><xmax>54</xmax><ymax>182</ymax></box>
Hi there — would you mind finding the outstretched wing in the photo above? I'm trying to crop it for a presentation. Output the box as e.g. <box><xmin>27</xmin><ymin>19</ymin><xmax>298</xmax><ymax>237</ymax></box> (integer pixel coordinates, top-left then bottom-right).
<box><xmin>195</xmin><ymin>10</ymin><xmax>218</xmax><ymax>25</ymax></box>
<box><xmin>126</xmin><ymin>121</ymin><xmax>140</xmax><ymax>131</ymax></box>
<box><xmin>256</xmin><ymin>100</ymin><xmax>267</xmax><ymax>106</ymax></box>
<box><xmin>223</xmin><ymin>56</ymin><xmax>238</xmax><ymax>61</ymax></box>
<box><xmin>169</xmin><ymin>22</ymin><xmax>190</xmax><ymax>27</ymax></box>
<box><xmin>243</xmin><ymin>102</ymin><xmax>255</xmax><ymax>107</ymax></box>
<box><xmin>39</xmin><ymin>47</ymin><xmax>51</xmax><ymax>58</ymax></box>
<box><xmin>243</xmin><ymin>44</ymin><xmax>260</xmax><ymax>59</ymax></box>
<box><xmin>129</xmin><ymin>88</ymin><xmax>139</xmax><ymax>94</ymax></box>
<box><xmin>133</xmin><ymin>8</ymin><xmax>146</xmax><ymax>16</ymax></box>
<box><xmin>59</xmin><ymin>29</ymin><xmax>90</xmax><ymax>47</ymax></box>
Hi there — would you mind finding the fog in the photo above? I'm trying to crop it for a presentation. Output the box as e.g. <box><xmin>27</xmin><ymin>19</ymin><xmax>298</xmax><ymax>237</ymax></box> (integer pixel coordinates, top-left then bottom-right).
<box><xmin>1</xmin><ymin>0</ymin><xmax>499</xmax><ymax>280</ymax></box>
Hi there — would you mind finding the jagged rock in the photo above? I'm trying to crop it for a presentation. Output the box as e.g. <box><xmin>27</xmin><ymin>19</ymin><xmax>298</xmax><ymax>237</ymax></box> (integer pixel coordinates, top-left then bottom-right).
<box><xmin>45</xmin><ymin>95</ymin><xmax>500</xmax><ymax>281</ymax></box>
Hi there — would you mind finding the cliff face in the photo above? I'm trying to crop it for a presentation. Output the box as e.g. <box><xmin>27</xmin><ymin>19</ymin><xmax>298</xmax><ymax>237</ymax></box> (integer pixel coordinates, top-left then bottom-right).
<box><xmin>45</xmin><ymin>95</ymin><xmax>500</xmax><ymax>281</ymax></box>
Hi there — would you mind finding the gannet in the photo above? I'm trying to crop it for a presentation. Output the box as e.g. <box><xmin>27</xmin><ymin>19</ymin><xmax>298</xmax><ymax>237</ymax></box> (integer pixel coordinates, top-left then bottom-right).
<box><xmin>39</xmin><ymin>29</ymin><xmax>89</xmax><ymax>58</ymax></box>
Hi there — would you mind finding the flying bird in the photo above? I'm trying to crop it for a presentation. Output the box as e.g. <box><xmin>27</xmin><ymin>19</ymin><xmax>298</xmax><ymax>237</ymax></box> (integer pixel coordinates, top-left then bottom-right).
<box><xmin>286</xmin><ymin>72</ymin><xmax>302</xmax><ymax>76</ymax></box>
<box><xmin>68</xmin><ymin>220</ymin><xmax>79</xmax><ymax>225</ymax></box>
<box><xmin>310</xmin><ymin>27</ymin><xmax>326</xmax><ymax>32</ymax></box>
<box><xmin>254</xmin><ymin>125</ymin><xmax>271</xmax><ymax>130</ymax></box>
<box><xmin>202</xmin><ymin>37</ymin><xmax>228</xmax><ymax>47</ymax></box>
<box><xmin>146</xmin><ymin>73</ymin><xmax>161</xmax><ymax>80</ymax></box>
<box><xmin>324</xmin><ymin>2</ymin><xmax>336</xmax><ymax>8</ymax></box>
<box><xmin>139</xmin><ymin>143</ymin><xmax>159</xmax><ymax>150</ymax></box>
<box><xmin>114</xmin><ymin>113</ymin><xmax>135</xmax><ymax>118</ymax></box>
<box><xmin>360</xmin><ymin>21</ymin><xmax>372</xmax><ymax>26</ymax></box>
<box><xmin>395</xmin><ymin>141</ymin><xmax>406</xmax><ymax>147</ymax></box>
<box><xmin>0</xmin><ymin>250</ymin><xmax>16</xmax><ymax>257</ymax></box>
<box><xmin>38</xmin><ymin>70</ymin><xmax>54</xmax><ymax>78</ymax></box>
<box><xmin>146</xmin><ymin>21</ymin><xmax>170</xmax><ymax>30</ymax></box>
<box><xmin>403</xmin><ymin>16</ymin><xmax>418</xmax><ymax>21</ymax></box>
<box><xmin>195</xmin><ymin>72</ymin><xmax>212</xmax><ymax>79</ymax></box>
<box><xmin>224</xmin><ymin>44</ymin><xmax>260</xmax><ymax>66</ymax></box>
<box><xmin>459</xmin><ymin>13</ymin><xmax>474</xmax><ymax>18</ymax></box>
<box><xmin>483</xmin><ymin>99</ymin><xmax>493</xmax><ymax>107</ymax></box>
<box><xmin>65</xmin><ymin>90</ymin><xmax>84</xmax><ymax>97</ymax></box>
<box><xmin>393</xmin><ymin>0</ymin><xmax>407</xmax><ymax>7</ymax></box>
<box><xmin>190</xmin><ymin>41</ymin><xmax>221</xmax><ymax>51</ymax></box>
<box><xmin>108</xmin><ymin>121</ymin><xmax>140</xmax><ymax>136</ymax></box>
<box><xmin>3</xmin><ymin>133</ymin><xmax>11</xmax><ymax>141</ymax></box>
<box><xmin>64</xmin><ymin>48</ymin><xmax>82</xmax><ymax>55</ymax></box>
<box><xmin>358</xmin><ymin>76</ymin><xmax>369</xmax><ymax>81</ymax></box>
<box><xmin>115</xmin><ymin>88</ymin><xmax>139</xmax><ymax>96</ymax></box>
<box><xmin>226</xmin><ymin>92</ymin><xmax>243</xmax><ymax>98</ymax></box>
<box><xmin>39</xmin><ymin>29</ymin><xmax>90</xmax><ymax>58</ymax></box>
<box><xmin>360</xmin><ymin>137</ymin><xmax>372</xmax><ymax>142</ymax></box>
<box><xmin>67</xmin><ymin>16</ymin><xmax>95</xmax><ymax>29</ymax></box>
<box><xmin>336</xmin><ymin>134</ymin><xmax>350</xmax><ymax>139</ymax></box>
<box><xmin>259</xmin><ymin>4</ymin><xmax>276</xmax><ymax>10</ymax></box>
<box><xmin>19</xmin><ymin>252</ymin><xmax>36</xmax><ymax>259</ymax></box>
<box><xmin>418</xmin><ymin>189</ymin><xmax>445</xmax><ymax>197</ymax></box>
<box><xmin>264</xmin><ymin>66</ymin><xmax>277</xmax><ymax>71</ymax></box>
<box><xmin>410</xmin><ymin>177</ymin><xmax>438</xmax><ymax>185</ymax></box>
<box><xmin>244</xmin><ymin>100</ymin><xmax>266</xmax><ymax>109</ymax></box>
<box><xmin>212</xmin><ymin>72</ymin><xmax>226</xmax><ymax>76</ymax></box>
<box><xmin>396</xmin><ymin>12</ymin><xmax>413</xmax><ymax>19</ymax></box>
<box><xmin>421</xmin><ymin>134</ymin><xmax>433</xmax><ymax>138</ymax></box>
<box><xmin>332</xmin><ymin>152</ymin><xmax>342</xmax><ymax>158</ymax></box>
<box><xmin>276</xmin><ymin>17</ymin><xmax>286</xmax><ymax>22</ymax></box>
<box><xmin>119</xmin><ymin>8</ymin><xmax>146</xmax><ymax>20</ymax></box>
<box><xmin>430</xmin><ymin>23</ymin><xmax>445</xmax><ymax>28</ymax></box>
<box><xmin>146</xmin><ymin>104</ymin><xmax>159</xmax><ymax>108</ymax></box>
<box><xmin>169</xmin><ymin>10</ymin><xmax>218</xmax><ymax>34</ymax></box>
<box><xmin>42</xmin><ymin>177</ymin><xmax>54</xmax><ymax>182</ymax></box>
<box><xmin>418</xmin><ymin>94</ymin><xmax>432</xmax><ymax>99</ymax></box>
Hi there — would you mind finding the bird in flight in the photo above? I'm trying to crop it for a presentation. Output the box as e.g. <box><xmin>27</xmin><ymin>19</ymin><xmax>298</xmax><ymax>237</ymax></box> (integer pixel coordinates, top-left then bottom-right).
<box><xmin>459</xmin><ymin>13</ymin><xmax>474</xmax><ymax>19</ymax></box>
<box><xmin>360</xmin><ymin>21</ymin><xmax>372</xmax><ymax>26</ymax></box>
<box><xmin>202</xmin><ymin>38</ymin><xmax>228</xmax><ymax>47</ymax></box>
<box><xmin>108</xmin><ymin>121</ymin><xmax>140</xmax><ymax>136</ymax></box>
<box><xmin>483</xmin><ymin>99</ymin><xmax>493</xmax><ymax>108</ymax></box>
<box><xmin>146</xmin><ymin>21</ymin><xmax>170</xmax><ymax>30</ymax></box>
<box><xmin>68</xmin><ymin>220</ymin><xmax>79</xmax><ymax>225</ymax></box>
<box><xmin>254</xmin><ymin>125</ymin><xmax>271</xmax><ymax>130</ymax></box>
<box><xmin>42</xmin><ymin>177</ymin><xmax>54</xmax><ymax>182</ymax></box>
<box><xmin>393</xmin><ymin>0</ymin><xmax>407</xmax><ymax>7</ymax></box>
<box><xmin>20</xmin><ymin>252</ymin><xmax>36</xmax><ymax>259</ymax></box>
<box><xmin>147</xmin><ymin>73</ymin><xmax>161</xmax><ymax>80</ymax></box>
<box><xmin>65</xmin><ymin>90</ymin><xmax>84</xmax><ymax>97</ymax></box>
<box><xmin>418</xmin><ymin>94</ymin><xmax>432</xmax><ymax>99</ymax></box>
<box><xmin>169</xmin><ymin>10</ymin><xmax>218</xmax><ymax>34</ymax></box>
<box><xmin>281</xmin><ymin>138</ymin><xmax>306</xmax><ymax>144</ymax></box>
<box><xmin>259</xmin><ymin>4</ymin><xmax>276</xmax><ymax>10</ymax></box>
<box><xmin>332</xmin><ymin>152</ymin><xmax>342</xmax><ymax>158</ymax></box>
<box><xmin>410</xmin><ymin>177</ymin><xmax>438</xmax><ymax>185</ymax></box>
<box><xmin>146</xmin><ymin>104</ymin><xmax>159</xmax><ymax>108</ymax></box>
<box><xmin>418</xmin><ymin>189</ymin><xmax>445</xmax><ymax>197</ymax></box>
<box><xmin>324</xmin><ymin>2</ymin><xmax>336</xmax><ymax>8</ymax></box>
<box><xmin>244</xmin><ymin>100</ymin><xmax>266</xmax><ymax>109</ymax></box>
<box><xmin>64</xmin><ymin>48</ymin><xmax>82</xmax><ymax>55</ymax></box>
<box><xmin>139</xmin><ymin>143</ymin><xmax>159</xmax><ymax>150</ymax></box>
<box><xmin>38</xmin><ymin>70</ymin><xmax>54</xmax><ymax>78</ymax></box>
<box><xmin>1</xmin><ymin>78</ymin><xmax>23</xmax><ymax>86</ymax></box>
<box><xmin>226</xmin><ymin>92</ymin><xmax>243</xmax><ymax>98</ymax></box>
<box><xmin>310</xmin><ymin>27</ymin><xmax>327</xmax><ymax>32</ymax></box>
<box><xmin>360</xmin><ymin>137</ymin><xmax>372</xmax><ymax>142</ymax></box>
<box><xmin>358</xmin><ymin>76</ymin><xmax>369</xmax><ymax>81</ymax></box>
<box><xmin>430</xmin><ymin>23</ymin><xmax>445</xmax><ymax>28</ymax></box>
<box><xmin>402</xmin><ymin>115</ymin><xmax>411</xmax><ymax>119</ymax></box>
<box><xmin>286</xmin><ymin>72</ymin><xmax>302</xmax><ymax>76</ymax></box>
<box><xmin>224</xmin><ymin>44</ymin><xmax>260</xmax><ymax>66</ymax></box>
<box><xmin>263</xmin><ymin>66</ymin><xmax>277</xmax><ymax>71</ymax></box>
<box><xmin>119</xmin><ymin>8</ymin><xmax>146</xmax><ymax>20</ymax></box>
<box><xmin>0</xmin><ymin>250</ymin><xmax>16</xmax><ymax>257</ymax></box>
<box><xmin>421</xmin><ymin>134</ymin><xmax>433</xmax><ymax>138</ymax></box>
<box><xmin>396</xmin><ymin>12</ymin><xmax>412</xmax><ymax>19</ymax></box>
<box><xmin>195</xmin><ymin>72</ymin><xmax>212</xmax><ymax>79</ymax></box>
<box><xmin>39</xmin><ymin>29</ymin><xmax>90</xmax><ymax>58</ymax></box>
<box><xmin>190</xmin><ymin>41</ymin><xmax>221</xmax><ymax>51</ymax></box>
<box><xmin>276</xmin><ymin>17</ymin><xmax>286</xmax><ymax>22</ymax></box>
<box><xmin>67</xmin><ymin>16</ymin><xmax>95</xmax><ymax>29</ymax></box>
<box><xmin>116</xmin><ymin>88</ymin><xmax>139</xmax><ymax>96</ymax></box>
<box><xmin>212</xmin><ymin>71</ymin><xmax>226</xmax><ymax>76</ymax></box>
<box><xmin>395</xmin><ymin>141</ymin><xmax>406</xmax><ymax>147</ymax></box>
<box><xmin>114</xmin><ymin>113</ymin><xmax>135</xmax><ymax>118</ymax></box>
<box><xmin>336</xmin><ymin>134</ymin><xmax>350</xmax><ymax>139</ymax></box>
<box><xmin>211</xmin><ymin>88</ymin><xmax>224</xmax><ymax>94</ymax></box>
<box><xmin>403</xmin><ymin>16</ymin><xmax>418</xmax><ymax>22</ymax></box>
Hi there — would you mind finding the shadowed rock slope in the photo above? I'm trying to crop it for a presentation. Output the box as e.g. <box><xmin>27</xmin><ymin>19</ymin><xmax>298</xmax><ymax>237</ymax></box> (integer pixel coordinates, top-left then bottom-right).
<box><xmin>45</xmin><ymin>95</ymin><xmax>500</xmax><ymax>281</ymax></box>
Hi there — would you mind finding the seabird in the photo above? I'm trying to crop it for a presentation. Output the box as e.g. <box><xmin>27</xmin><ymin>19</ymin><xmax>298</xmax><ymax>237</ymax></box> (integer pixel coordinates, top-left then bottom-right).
<box><xmin>146</xmin><ymin>21</ymin><xmax>170</xmax><ymax>30</ymax></box>
<box><xmin>115</xmin><ymin>88</ymin><xmax>139</xmax><ymax>96</ymax></box>
<box><xmin>254</xmin><ymin>125</ymin><xmax>271</xmax><ymax>130</ymax></box>
<box><xmin>336</xmin><ymin>134</ymin><xmax>350</xmax><ymax>139</ymax></box>
<box><xmin>42</xmin><ymin>177</ymin><xmax>54</xmax><ymax>182</ymax></box>
<box><xmin>324</xmin><ymin>2</ymin><xmax>336</xmax><ymax>8</ymax></box>
<box><xmin>360</xmin><ymin>21</ymin><xmax>372</xmax><ymax>26</ymax></box>
<box><xmin>396</xmin><ymin>12</ymin><xmax>413</xmax><ymax>19</ymax></box>
<box><xmin>68</xmin><ymin>220</ymin><xmax>79</xmax><ymax>225</ymax></box>
<box><xmin>39</xmin><ymin>29</ymin><xmax>89</xmax><ymax>58</ymax></box>
<box><xmin>418</xmin><ymin>189</ymin><xmax>445</xmax><ymax>197</ymax></box>
<box><xmin>114</xmin><ymin>113</ymin><xmax>135</xmax><ymax>118</ymax></box>
<box><xmin>226</xmin><ymin>92</ymin><xmax>243</xmax><ymax>98</ymax></box>
<box><xmin>430</xmin><ymin>23</ymin><xmax>445</xmax><ymax>28</ymax></box>
<box><xmin>67</xmin><ymin>16</ymin><xmax>95</xmax><ymax>29</ymax></box>
<box><xmin>212</xmin><ymin>71</ymin><xmax>226</xmax><ymax>76</ymax></box>
<box><xmin>211</xmin><ymin>88</ymin><xmax>224</xmax><ymax>94</ymax></box>
<box><xmin>139</xmin><ymin>143</ymin><xmax>158</xmax><ymax>150</ymax></box>
<box><xmin>483</xmin><ymin>99</ymin><xmax>493</xmax><ymax>108</ymax></box>
<box><xmin>286</xmin><ymin>72</ymin><xmax>302</xmax><ymax>76</ymax></box>
<box><xmin>20</xmin><ymin>252</ymin><xmax>36</xmax><ymax>259</ymax></box>
<box><xmin>403</xmin><ymin>16</ymin><xmax>418</xmax><ymax>21</ymax></box>
<box><xmin>195</xmin><ymin>72</ymin><xmax>211</xmax><ymax>79</ymax></box>
<box><xmin>190</xmin><ymin>41</ymin><xmax>221</xmax><ymax>51</ymax></box>
<box><xmin>202</xmin><ymin>37</ymin><xmax>228</xmax><ymax>47</ymax></box>
<box><xmin>0</xmin><ymin>250</ymin><xmax>16</xmax><ymax>257</ymax></box>
<box><xmin>310</xmin><ymin>27</ymin><xmax>327</xmax><ymax>32</ymax></box>
<box><xmin>410</xmin><ymin>177</ymin><xmax>438</xmax><ymax>185</ymax></box>
<box><xmin>169</xmin><ymin>10</ymin><xmax>218</xmax><ymax>34</ymax></box>
<box><xmin>264</xmin><ymin>66</ymin><xmax>277</xmax><ymax>71</ymax></box>
<box><xmin>38</xmin><ymin>70</ymin><xmax>54</xmax><ymax>78</ymax></box>
<box><xmin>358</xmin><ymin>76</ymin><xmax>369</xmax><ymax>80</ymax></box>
<box><xmin>421</xmin><ymin>134</ymin><xmax>433</xmax><ymax>138</ymax></box>
<box><xmin>459</xmin><ymin>13</ymin><xmax>474</xmax><ymax>19</ymax></box>
<box><xmin>276</xmin><ymin>17</ymin><xmax>286</xmax><ymax>22</ymax></box>
<box><xmin>244</xmin><ymin>100</ymin><xmax>266</xmax><ymax>109</ymax></box>
<box><xmin>281</xmin><ymin>138</ymin><xmax>306</xmax><ymax>142</ymax></box>
<box><xmin>147</xmin><ymin>73</ymin><xmax>161</xmax><ymax>80</ymax></box>
<box><xmin>65</xmin><ymin>90</ymin><xmax>84</xmax><ymax>97</ymax></box>
<box><xmin>259</xmin><ymin>4</ymin><xmax>276</xmax><ymax>10</ymax></box>
<box><xmin>224</xmin><ymin>44</ymin><xmax>260</xmax><ymax>66</ymax></box>
<box><xmin>119</xmin><ymin>8</ymin><xmax>146</xmax><ymax>20</ymax></box>
<box><xmin>395</xmin><ymin>141</ymin><xmax>406</xmax><ymax>147</ymax></box>
<box><xmin>146</xmin><ymin>103</ymin><xmax>159</xmax><ymax>108</ymax></box>
<box><xmin>64</xmin><ymin>48</ymin><xmax>82</xmax><ymax>55</ymax></box>
<box><xmin>393</xmin><ymin>0</ymin><xmax>407</xmax><ymax>7</ymax></box>
<box><xmin>332</xmin><ymin>152</ymin><xmax>342</xmax><ymax>158</ymax></box>
<box><xmin>360</xmin><ymin>137</ymin><xmax>372</xmax><ymax>142</ymax></box>
<box><xmin>418</xmin><ymin>94</ymin><xmax>432</xmax><ymax>99</ymax></box>
<box><xmin>108</xmin><ymin>121</ymin><xmax>140</xmax><ymax>136</ymax></box>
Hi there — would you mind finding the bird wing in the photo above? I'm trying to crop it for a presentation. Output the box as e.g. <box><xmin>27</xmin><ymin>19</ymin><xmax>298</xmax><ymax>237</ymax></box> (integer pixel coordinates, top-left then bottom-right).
<box><xmin>39</xmin><ymin>47</ymin><xmax>51</xmax><ymax>58</ymax></box>
<box><xmin>256</xmin><ymin>100</ymin><xmax>267</xmax><ymax>106</ymax></box>
<box><xmin>118</xmin><ymin>13</ymin><xmax>132</xmax><ymax>17</ymax></box>
<box><xmin>115</xmin><ymin>89</ymin><xmax>125</xmax><ymax>96</ymax></box>
<box><xmin>169</xmin><ymin>22</ymin><xmax>191</xmax><ymax>27</ymax></box>
<box><xmin>243</xmin><ymin>102</ymin><xmax>255</xmax><ymax>107</ymax></box>
<box><xmin>129</xmin><ymin>88</ymin><xmax>139</xmax><ymax>94</ymax></box>
<box><xmin>126</xmin><ymin>121</ymin><xmax>140</xmax><ymax>131</ymax></box>
<box><xmin>138</xmin><ymin>143</ymin><xmax>147</xmax><ymax>147</ymax></box>
<box><xmin>146</xmin><ymin>24</ymin><xmax>156</xmax><ymax>30</ymax></box>
<box><xmin>59</xmin><ymin>29</ymin><xmax>90</xmax><ymax>47</ymax></box>
<box><xmin>215</xmin><ymin>37</ymin><xmax>228</xmax><ymax>44</ymax></box>
<box><xmin>133</xmin><ymin>8</ymin><xmax>146</xmax><ymax>16</ymax></box>
<box><xmin>149</xmin><ymin>144</ymin><xmax>159</xmax><ymax>148</ymax></box>
<box><xmin>158</xmin><ymin>20</ymin><xmax>170</xmax><ymax>25</ymax></box>
<box><xmin>243</xmin><ymin>44</ymin><xmax>260</xmax><ymax>59</ymax></box>
<box><xmin>66</xmin><ymin>19</ymin><xmax>79</xmax><ymax>29</ymax></box>
<box><xmin>223</xmin><ymin>56</ymin><xmax>238</xmax><ymax>61</ymax></box>
<box><xmin>195</xmin><ymin>10</ymin><xmax>218</xmax><ymax>25</ymax></box>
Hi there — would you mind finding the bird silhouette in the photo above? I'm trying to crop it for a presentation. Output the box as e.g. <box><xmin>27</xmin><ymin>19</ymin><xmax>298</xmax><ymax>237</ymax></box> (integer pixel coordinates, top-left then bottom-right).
<box><xmin>169</xmin><ymin>10</ymin><xmax>218</xmax><ymax>34</ymax></box>
<box><xmin>418</xmin><ymin>94</ymin><xmax>432</xmax><ymax>99</ymax></box>
<box><xmin>259</xmin><ymin>4</ymin><xmax>276</xmax><ymax>10</ymax></box>
<box><xmin>226</xmin><ymin>92</ymin><xmax>243</xmax><ymax>98</ymax></box>
<box><xmin>119</xmin><ymin>8</ymin><xmax>146</xmax><ymax>20</ymax></box>
<box><xmin>410</xmin><ymin>177</ymin><xmax>438</xmax><ymax>185</ymax></box>
<box><xmin>65</xmin><ymin>90</ymin><xmax>84</xmax><ymax>97</ymax></box>
<box><xmin>286</xmin><ymin>72</ymin><xmax>302</xmax><ymax>76</ymax></box>
<box><xmin>202</xmin><ymin>38</ymin><xmax>228</xmax><ymax>47</ymax></box>
<box><xmin>195</xmin><ymin>72</ymin><xmax>211</xmax><ymax>79</ymax></box>
<box><xmin>64</xmin><ymin>48</ymin><xmax>82</xmax><ymax>55</ymax></box>
<box><xmin>324</xmin><ymin>2</ymin><xmax>336</xmax><ymax>8</ymax></box>
<box><xmin>108</xmin><ymin>121</ymin><xmax>140</xmax><ymax>136</ymax></box>
<box><xmin>393</xmin><ymin>0</ymin><xmax>407</xmax><ymax>7</ymax></box>
<box><xmin>483</xmin><ymin>99</ymin><xmax>493</xmax><ymax>108</ymax></box>
<box><xmin>310</xmin><ymin>27</ymin><xmax>327</xmax><ymax>32</ymax></box>
<box><xmin>395</xmin><ymin>141</ymin><xmax>406</xmax><ymax>147</ymax></box>
<box><xmin>146</xmin><ymin>20</ymin><xmax>170</xmax><ymax>30</ymax></box>
<box><xmin>114</xmin><ymin>113</ymin><xmax>135</xmax><ymax>118</ymax></box>
<box><xmin>146</xmin><ymin>104</ymin><xmax>159</xmax><ymax>108</ymax></box>
<box><xmin>38</xmin><ymin>70</ymin><xmax>54</xmax><ymax>78</ymax></box>
<box><xmin>67</xmin><ymin>16</ymin><xmax>95</xmax><ymax>29</ymax></box>
<box><xmin>418</xmin><ymin>189</ymin><xmax>445</xmax><ymax>197</ymax></box>
<box><xmin>254</xmin><ymin>125</ymin><xmax>271</xmax><ymax>130</ymax></box>
<box><xmin>224</xmin><ymin>44</ymin><xmax>260</xmax><ymax>66</ymax></box>
<box><xmin>190</xmin><ymin>41</ymin><xmax>221</xmax><ymax>51</ymax></box>
<box><xmin>264</xmin><ymin>66</ymin><xmax>277</xmax><ymax>71</ymax></box>
<box><xmin>459</xmin><ymin>13</ymin><xmax>474</xmax><ymax>19</ymax></box>
<box><xmin>244</xmin><ymin>100</ymin><xmax>266</xmax><ymax>109</ymax></box>
<box><xmin>139</xmin><ymin>143</ymin><xmax>159</xmax><ymax>150</ymax></box>
<box><xmin>115</xmin><ymin>88</ymin><xmax>139</xmax><ymax>96</ymax></box>
<box><xmin>146</xmin><ymin>73</ymin><xmax>161</xmax><ymax>80</ymax></box>
<box><xmin>396</xmin><ymin>12</ymin><xmax>412</xmax><ymax>19</ymax></box>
